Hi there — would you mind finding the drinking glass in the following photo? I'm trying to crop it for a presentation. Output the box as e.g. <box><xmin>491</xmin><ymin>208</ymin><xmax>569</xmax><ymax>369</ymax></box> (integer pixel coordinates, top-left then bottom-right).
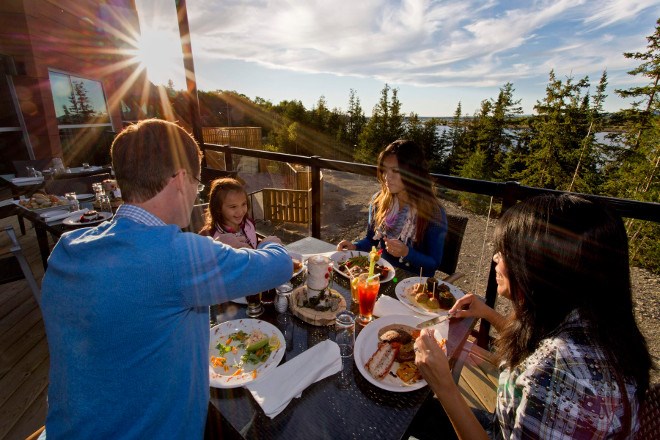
<box><xmin>82</xmin><ymin>162</ymin><xmax>90</xmax><ymax>169</ymax></box>
<box><xmin>356</xmin><ymin>273</ymin><xmax>380</xmax><ymax>325</ymax></box>
<box><xmin>275</xmin><ymin>283</ymin><xmax>293</xmax><ymax>313</ymax></box>
<box><xmin>26</xmin><ymin>166</ymin><xmax>36</xmax><ymax>178</ymax></box>
<box><xmin>92</xmin><ymin>183</ymin><xmax>105</xmax><ymax>206</ymax></box>
<box><xmin>261</xmin><ymin>288</ymin><xmax>276</xmax><ymax>305</ymax></box>
<box><xmin>334</xmin><ymin>310</ymin><xmax>355</xmax><ymax>358</ymax></box>
<box><xmin>99</xmin><ymin>194</ymin><xmax>112</xmax><ymax>213</ymax></box>
<box><xmin>245</xmin><ymin>293</ymin><xmax>264</xmax><ymax>318</ymax></box>
<box><xmin>64</xmin><ymin>192</ymin><xmax>79</xmax><ymax>212</ymax></box>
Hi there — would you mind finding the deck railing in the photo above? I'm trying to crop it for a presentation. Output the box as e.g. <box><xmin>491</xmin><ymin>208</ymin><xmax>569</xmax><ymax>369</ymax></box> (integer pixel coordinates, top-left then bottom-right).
<box><xmin>204</xmin><ymin>143</ymin><xmax>660</xmax><ymax>346</ymax></box>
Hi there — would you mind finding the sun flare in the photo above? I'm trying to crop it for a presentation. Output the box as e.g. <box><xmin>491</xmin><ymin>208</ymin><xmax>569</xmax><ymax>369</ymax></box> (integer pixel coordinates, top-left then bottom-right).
<box><xmin>134</xmin><ymin>27</ymin><xmax>185</xmax><ymax>88</ymax></box>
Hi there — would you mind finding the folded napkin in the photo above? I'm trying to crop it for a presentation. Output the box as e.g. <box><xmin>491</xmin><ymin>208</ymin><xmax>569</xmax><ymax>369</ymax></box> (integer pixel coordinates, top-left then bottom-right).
<box><xmin>374</xmin><ymin>295</ymin><xmax>419</xmax><ymax>318</ymax></box>
<box><xmin>246</xmin><ymin>339</ymin><xmax>342</xmax><ymax>418</ymax></box>
<box><xmin>11</xmin><ymin>176</ymin><xmax>43</xmax><ymax>185</ymax></box>
<box><xmin>42</xmin><ymin>208</ymin><xmax>88</xmax><ymax>222</ymax></box>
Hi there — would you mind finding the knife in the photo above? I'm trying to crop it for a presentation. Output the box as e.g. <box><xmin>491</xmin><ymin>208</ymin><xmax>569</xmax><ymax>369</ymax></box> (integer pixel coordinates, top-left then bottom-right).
<box><xmin>416</xmin><ymin>312</ymin><xmax>452</xmax><ymax>329</ymax></box>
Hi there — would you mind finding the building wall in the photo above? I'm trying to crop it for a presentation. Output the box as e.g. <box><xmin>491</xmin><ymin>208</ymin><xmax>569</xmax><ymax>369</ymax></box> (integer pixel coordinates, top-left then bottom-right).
<box><xmin>0</xmin><ymin>0</ymin><xmax>142</xmax><ymax>163</ymax></box>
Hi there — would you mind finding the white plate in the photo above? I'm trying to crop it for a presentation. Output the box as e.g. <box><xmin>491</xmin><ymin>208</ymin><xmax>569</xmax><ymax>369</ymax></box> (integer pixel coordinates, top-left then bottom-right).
<box><xmin>209</xmin><ymin>319</ymin><xmax>285</xmax><ymax>388</ymax></box>
<box><xmin>62</xmin><ymin>211</ymin><xmax>113</xmax><ymax>226</ymax></box>
<box><xmin>395</xmin><ymin>277</ymin><xmax>465</xmax><ymax>317</ymax></box>
<box><xmin>289</xmin><ymin>251</ymin><xmax>305</xmax><ymax>279</ymax></box>
<box><xmin>76</xmin><ymin>193</ymin><xmax>95</xmax><ymax>201</ymax></box>
<box><xmin>231</xmin><ymin>297</ymin><xmax>248</xmax><ymax>305</ymax></box>
<box><xmin>12</xmin><ymin>198</ymin><xmax>69</xmax><ymax>213</ymax></box>
<box><xmin>354</xmin><ymin>314</ymin><xmax>427</xmax><ymax>392</ymax></box>
<box><xmin>329</xmin><ymin>250</ymin><xmax>395</xmax><ymax>283</ymax></box>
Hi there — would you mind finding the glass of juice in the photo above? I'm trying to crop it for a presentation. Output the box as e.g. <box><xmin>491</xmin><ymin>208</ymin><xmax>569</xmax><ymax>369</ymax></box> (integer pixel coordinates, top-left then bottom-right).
<box><xmin>356</xmin><ymin>273</ymin><xmax>379</xmax><ymax>325</ymax></box>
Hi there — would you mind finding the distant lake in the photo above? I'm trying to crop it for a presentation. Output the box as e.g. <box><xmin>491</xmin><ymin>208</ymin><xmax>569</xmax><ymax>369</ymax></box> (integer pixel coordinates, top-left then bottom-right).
<box><xmin>435</xmin><ymin>125</ymin><xmax>619</xmax><ymax>147</ymax></box>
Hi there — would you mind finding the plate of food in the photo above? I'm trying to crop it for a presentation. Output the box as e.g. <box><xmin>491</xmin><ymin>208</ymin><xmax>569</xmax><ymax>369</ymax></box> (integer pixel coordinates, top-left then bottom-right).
<box><xmin>289</xmin><ymin>251</ymin><xmax>305</xmax><ymax>278</ymax></box>
<box><xmin>62</xmin><ymin>210</ymin><xmax>113</xmax><ymax>226</ymax></box>
<box><xmin>330</xmin><ymin>250</ymin><xmax>395</xmax><ymax>283</ymax></box>
<box><xmin>395</xmin><ymin>277</ymin><xmax>464</xmax><ymax>316</ymax></box>
<box><xmin>209</xmin><ymin>319</ymin><xmax>285</xmax><ymax>388</ymax></box>
<box><xmin>354</xmin><ymin>314</ymin><xmax>440</xmax><ymax>392</ymax></box>
<box><xmin>14</xmin><ymin>194</ymin><xmax>69</xmax><ymax>212</ymax></box>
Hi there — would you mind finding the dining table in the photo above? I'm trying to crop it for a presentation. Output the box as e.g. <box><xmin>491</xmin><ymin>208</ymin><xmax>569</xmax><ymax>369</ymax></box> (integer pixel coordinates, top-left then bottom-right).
<box><xmin>11</xmin><ymin>193</ymin><xmax>115</xmax><ymax>269</ymax></box>
<box><xmin>206</xmin><ymin>237</ymin><xmax>477</xmax><ymax>440</ymax></box>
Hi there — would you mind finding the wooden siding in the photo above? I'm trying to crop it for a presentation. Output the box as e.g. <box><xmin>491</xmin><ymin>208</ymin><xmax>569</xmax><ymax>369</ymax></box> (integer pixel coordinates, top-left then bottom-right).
<box><xmin>202</xmin><ymin>127</ymin><xmax>262</xmax><ymax>148</ymax></box>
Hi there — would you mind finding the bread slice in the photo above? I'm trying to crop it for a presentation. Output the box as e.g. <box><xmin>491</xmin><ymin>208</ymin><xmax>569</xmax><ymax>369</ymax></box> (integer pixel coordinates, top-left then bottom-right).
<box><xmin>365</xmin><ymin>342</ymin><xmax>398</xmax><ymax>379</ymax></box>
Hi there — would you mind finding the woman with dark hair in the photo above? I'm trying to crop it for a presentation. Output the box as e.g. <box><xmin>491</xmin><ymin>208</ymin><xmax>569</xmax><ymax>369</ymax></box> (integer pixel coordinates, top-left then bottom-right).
<box><xmin>337</xmin><ymin>139</ymin><xmax>447</xmax><ymax>276</ymax></box>
<box><xmin>414</xmin><ymin>194</ymin><xmax>652</xmax><ymax>439</ymax></box>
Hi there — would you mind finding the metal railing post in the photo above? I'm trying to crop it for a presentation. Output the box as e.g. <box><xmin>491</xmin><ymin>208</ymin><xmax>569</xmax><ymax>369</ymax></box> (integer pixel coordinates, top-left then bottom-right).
<box><xmin>310</xmin><ymin>156</ymin><xmax>322</xmax><ymax>238</ymax></box>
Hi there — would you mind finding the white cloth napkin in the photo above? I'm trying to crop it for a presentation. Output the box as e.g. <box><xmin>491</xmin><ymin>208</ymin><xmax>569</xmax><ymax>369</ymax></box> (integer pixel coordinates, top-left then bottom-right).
<box><xmin>42</xmin><ymin>208</ymin><xmax>88</xmax><ymax>222</ymax></box>
<box><xmin>374</xmin><ymin>295</ymin><xmax>420</xmax><ymax>318</ymax></box>
<box><xmin>246</xmin><ymin>339</ymin><xmax>342</xmax><ymax>418</ymax></box>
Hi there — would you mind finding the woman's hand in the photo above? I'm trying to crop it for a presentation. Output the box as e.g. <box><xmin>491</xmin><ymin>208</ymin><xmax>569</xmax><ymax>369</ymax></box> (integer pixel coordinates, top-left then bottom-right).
<box><xmin>214</xmin><ymin>233</ymin><xmax>249</xmax><ymax>248</ymax></box>
<box><xmin>383</xmin><ymin>237</ymin><xmax>408</xmax><ymax>258</ymax></box>
<box><xmin>449</xmin><ymin>293</ymin><xmax>489</xmax><ymax>320</ymax></box>
<box><xmin>449</xmin><ymin>293</ymin><xmax>507</xmax><ymax>332</ymax></box>
<box><xmin>414</xmin><ymin>328</ymin><xmax>453</xmax><ymax>391</ymax></box>
<box><xmin>260</xmin><ymin>235</ymin><xmax>282</xmax><ymax>246</ymax></box>
<box><xmin>337</xmin><ymin>240</ymin><xmax>356</xmax><ymax>251</ymax></box>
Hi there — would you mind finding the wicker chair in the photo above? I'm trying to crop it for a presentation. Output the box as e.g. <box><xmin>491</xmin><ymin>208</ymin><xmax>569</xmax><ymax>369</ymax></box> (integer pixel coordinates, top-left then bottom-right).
<box><xmin>636</xmin><ymin>383</ymin><xmax>660</xmax><ymax>439</ymax></box>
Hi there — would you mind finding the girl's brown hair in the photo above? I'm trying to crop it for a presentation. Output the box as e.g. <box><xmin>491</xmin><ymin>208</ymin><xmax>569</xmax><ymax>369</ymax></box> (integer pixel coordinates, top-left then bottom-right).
<box><xmin>372</xmin><ymin>139</ymin><xmax>442</xmax><ymax>243</ymax></box>
<box><xmin>199</xmin><ymin>178</ymin><xmax>248</xmax><ymax>236</ymax></box>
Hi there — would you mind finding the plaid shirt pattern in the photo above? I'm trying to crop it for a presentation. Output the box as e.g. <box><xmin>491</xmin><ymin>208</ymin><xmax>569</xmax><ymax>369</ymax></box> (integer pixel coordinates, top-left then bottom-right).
<box><xmin>496</xmin><ymin>310</ymin><xmax>639</xmax><ymax>439</ymax></box>
<box><xmin>113</xmin><ymin>204</ymin><xmax>166</xmax><ymax>227</ymax></box>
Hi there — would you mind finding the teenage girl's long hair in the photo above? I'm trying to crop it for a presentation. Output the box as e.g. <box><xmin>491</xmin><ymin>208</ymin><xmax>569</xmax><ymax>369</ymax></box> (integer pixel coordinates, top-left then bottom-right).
<box><xmin>494</xmin><ymin>194</ymin><xmax>651</xmax><ymax>399</ymax></box>
<box><xmin>372</xmin><ymin>140</ymin><xmax>442</xmax><ymax>243</ymax></box>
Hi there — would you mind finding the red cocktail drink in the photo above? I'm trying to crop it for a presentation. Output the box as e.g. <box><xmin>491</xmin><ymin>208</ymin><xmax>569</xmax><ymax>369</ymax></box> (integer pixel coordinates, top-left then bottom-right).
<box><xmin>357</xmin><ymin>273</ymin><xmax>379</xmax><ymax>324</ymax></box>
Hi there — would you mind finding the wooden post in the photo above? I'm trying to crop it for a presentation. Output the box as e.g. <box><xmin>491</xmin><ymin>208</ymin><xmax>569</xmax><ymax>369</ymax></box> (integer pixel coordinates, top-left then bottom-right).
<box><xmin>310</xmin><ymin>156</ymin><xmax>322</xmax><ymax>238</ymax></box>
<box><xmin>175</xmin><ymin>0</ymin><xmax>204</xmax><ymax>150</ymax></box>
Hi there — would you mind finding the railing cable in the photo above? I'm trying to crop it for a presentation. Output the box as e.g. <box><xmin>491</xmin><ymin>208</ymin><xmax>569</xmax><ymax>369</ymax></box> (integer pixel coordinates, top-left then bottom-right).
<box><xmin>474</xmin><ymin>196</ymin><xmax>495</xmax><ymax>295</ymax></box>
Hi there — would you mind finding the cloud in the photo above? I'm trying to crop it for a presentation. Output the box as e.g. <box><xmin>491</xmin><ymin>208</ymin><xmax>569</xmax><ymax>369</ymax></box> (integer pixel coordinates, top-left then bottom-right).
<box><xmin>173</xmin><ymin>0</ymin><xmax>655</xmax><ymax>91</ymax></box>
<box><xmin>582</xmin><ymin>0</ymin><xmax>660</xmax><ymax>29</ymax></box>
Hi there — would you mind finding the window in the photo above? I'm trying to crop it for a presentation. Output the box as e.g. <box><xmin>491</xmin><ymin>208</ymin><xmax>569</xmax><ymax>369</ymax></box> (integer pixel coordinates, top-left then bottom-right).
<box><xmin>49</xmin><ymin>71</ymin><xmax>111</xmax><ymax>127</ymax></box>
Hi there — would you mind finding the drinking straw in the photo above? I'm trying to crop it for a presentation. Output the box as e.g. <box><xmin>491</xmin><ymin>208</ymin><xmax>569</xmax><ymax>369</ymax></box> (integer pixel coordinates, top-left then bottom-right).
<box><xmin>367</xmin><ymin>273</ymin><xmax>381</xmax><ymax>283</ymax></box>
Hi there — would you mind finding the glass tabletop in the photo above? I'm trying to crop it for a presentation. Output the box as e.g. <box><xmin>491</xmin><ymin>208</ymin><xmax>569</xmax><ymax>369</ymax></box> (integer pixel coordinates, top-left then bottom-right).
<box><xmin>208</xmin><ymin>242</ymin><xmax>476</xmax><ymax>440</ymax></box>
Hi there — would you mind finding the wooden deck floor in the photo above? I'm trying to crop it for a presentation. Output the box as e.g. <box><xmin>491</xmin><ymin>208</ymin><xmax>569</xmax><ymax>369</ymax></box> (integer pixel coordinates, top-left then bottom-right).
<box><xmin>0</xmin><ymin>213</ymin><xmax>50</xmax><ymax>440</ymax></box>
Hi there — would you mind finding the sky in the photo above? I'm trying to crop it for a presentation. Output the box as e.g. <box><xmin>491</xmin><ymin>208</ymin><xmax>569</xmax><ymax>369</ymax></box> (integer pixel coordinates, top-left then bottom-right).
<box><xmin>133</xmin><ymin>0</ymin><xmax>660</xmax><ymax>117</ymax></box>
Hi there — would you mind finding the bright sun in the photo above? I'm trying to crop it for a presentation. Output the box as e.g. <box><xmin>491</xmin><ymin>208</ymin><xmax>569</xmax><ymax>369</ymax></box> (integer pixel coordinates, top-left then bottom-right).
<box><xmin>135</xmin><ymin>27</ymin><xmax>186</xmax><ymax>88</ymax></box>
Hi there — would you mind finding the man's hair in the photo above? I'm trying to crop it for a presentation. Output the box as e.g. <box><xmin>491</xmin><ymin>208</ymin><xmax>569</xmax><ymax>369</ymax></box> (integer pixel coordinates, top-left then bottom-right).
<box><xmin>110</xmin><ymin>119</ymin><xmax>202</xmax><ymax>203</ymax></box>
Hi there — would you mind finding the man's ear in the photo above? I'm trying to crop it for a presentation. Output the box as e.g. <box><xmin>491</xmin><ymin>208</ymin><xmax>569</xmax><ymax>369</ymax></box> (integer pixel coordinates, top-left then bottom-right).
<box><xmin>171</xmin><ymin>169</ymin><xmax>186</xmax><ymax>192</ymax></box>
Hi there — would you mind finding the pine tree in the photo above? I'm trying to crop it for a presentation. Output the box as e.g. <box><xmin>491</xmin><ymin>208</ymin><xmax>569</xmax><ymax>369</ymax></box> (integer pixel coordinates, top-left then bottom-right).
<box><xmin>605</xmin><ymin>19</ymin><xmax>660</xmax><ymax>272</ymax></box>
<box><xmin>355</xmin><ymin>84</ymin><xmax>404</xmax><ymax>163</ymax></box>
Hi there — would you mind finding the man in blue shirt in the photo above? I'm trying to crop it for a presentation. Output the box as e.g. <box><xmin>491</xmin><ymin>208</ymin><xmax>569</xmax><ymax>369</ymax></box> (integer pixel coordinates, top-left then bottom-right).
<box><xmin>41</xmin><ymin>119</ymin><xmax>293</xmax><ymax>439</ymax></box>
